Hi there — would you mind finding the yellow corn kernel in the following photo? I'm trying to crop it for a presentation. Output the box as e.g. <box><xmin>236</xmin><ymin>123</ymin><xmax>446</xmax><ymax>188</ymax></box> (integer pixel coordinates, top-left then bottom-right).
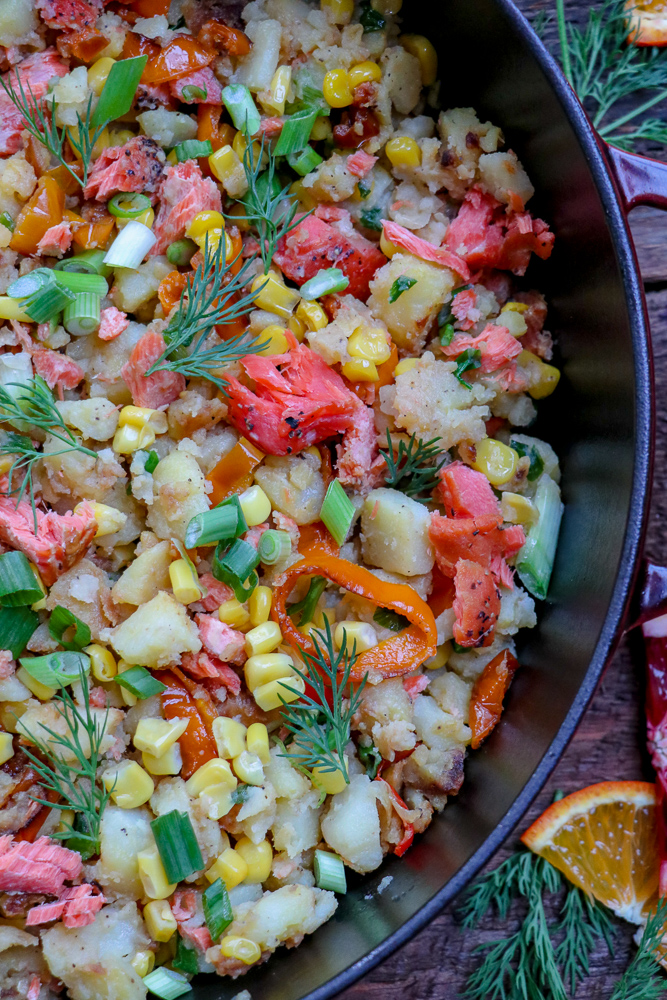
<box><xmin>227</xmin><ymin>202</ymin><xmax>249</xmax><ymax>231</ymax></box>
<box><xmin>372</xmin><ymin>0</ymin><xmax>402</xmax><ymax>13</ymax></box>
<box><xmin>239</xmin><ymin>485</ymin><xmax>271</xmax><ymax>528</ymax></box>
<box><xmin>424</xmin><ymin>642</ymin><xmax>451</xmax><ymax>670</ymax></box>
<box><xmin>260</xmin><ymin>65</ymin><xmax>292</xmax><ymax>116</ymax></box>
<box><xmin>209</xmin><ymin>145</ymin><xmax>242</xmax><ymax>184</ymax></box>
<box><xmin>348</xmin><ymin>61</ymin><xmax>382</xmax><ymax>89</ymax></box>
<box><xmin>0</xmin><ymin>454</ymin><xmax>16</xmax><ymax>475</ymax></box>
<box><xmin>248</xmin><ymin>586</ymin><xmax>272</xmax><ymax>627</ymax></box>
<box><xmin>131</xmin><ymin>951</ymin><xmax>155</xmax><ymax>978</ymax></box>
<box><xmin>312</xmin><ymin>759</ymin><xmax>348</xmax><ymax>795</ymax></box>
<box><xmin>103</xmin><ymin>761</ymin><xmax>155</xmax><ymax>809</ymax></box>
<box><xmin>311</xmin><ymin>116</ymin><xmax>333</xmax><ymax>142</ymax></box>
<box><xmin>289</xmin><ymin>178</ymin><xmax>319</xmax><ymax>211</ymax></box>
<box><xmin>246</xmin><ymin>723</ymin><xmax>270</xmax><ymax>764</ymax></box>
<box><xmin>212</xmin><ymin>716</ymin><xmax>247</xmax><ymax>759</ymax></box>
<box><xmin>218</xmin><ymin>599</ymin><xmax>251</xmax><ymax>630</ymax></box>
<box><xmin>323</xmin><ymin>68</ymin><xmax>353</xmax><ymax>109</ymax></box>
<box><xmin>186</xmin><ymin>210</ymin><xmax>225</xmax><ymax>239</ymax></box>
<box><xmin>220</xmin><ymin>936</ymin><xmax>261</xmax><ymax>965</ymax></box>
<box><xmin>117</xmin><ymin>659</ymin><xmax>137</xmax><ymax>707</ymax></box>
<box><xmin>233</xmin><ymin>750</ymin><xmax>264</xmax><ymax>785</ymax></box>
<box><xmin>84</xmin><ymin>643</ymin><xmax>117</xmax><ymax>682</ymax></box>
<box><xmin>166</xmin><ymin>149</ymin><xmax>178</xmax><ymax>165</ymax></box>
<box><xmin>348</xmin><ymin>327</ymin><xmax>392</xmax><ymax>364</ymax></box>
<box><xmin>385</xmin><ymin>136</ymin><xmax>421</xmax><ymax>168</ymax></box>
<box><xmin>87</xmin><ymin>57</ymin><xmax>116</xmax><ymax>95</ymax></box>
<box><xmin>107</xmin><ymin>128</ymin><xmax>135</xmax><ymax>149</ymax></box>
<box><xmin>518</xmin><ymin>350</ymin><xmax>561</xmax><ymax>400</ymax></box>
<box><xmin>472</xmin><ymin>438</ymin><xmax>519</xmax><ymax>487</ymax></box>
<box><xmin>399</xmin><ymin>33</ymin><xmax>438</xmax><ymax>86</ymax></box>
<box><xmin>118</xmin><ymin>207</ymin><xmax>154</xmax><ymax>230</ymax></box>
<box><xmin>232</xmin><ymin>130</ymin><xmax>263</xmax><ymax>164</ymax></box>
<box><xmin>394</xmin><ymin>357</ymin><xmax>417</xmax><ymax>377</ymax></box>
<box><xmin>186</xmin><ymin>757</ymin><xmax>237</xmax><ymax>796</ymax></box>
<box><xmin>200</xmin><ymin>783</ymin><xmax>236</xmax><ymax>820</ymax></box>
<box><xmin>143</xmin><ymin>900</ymin><xmax>177</xmax><ymax>943</ymax></box>
<box><xmin>16</xmin><ymin>666</ymin><xmax>56</xmax><ymax>702</ymax></box>
<box><xmin>83</xmin><ymin>502</ymin><xmax>126</xmax><ymax>538</ymax></box>
<box><xmin>245</xmin><ymin>621</ymin><xmax>282</xmax><ymax>657</ymax></box>
<box><xmin>334</xmin><ymin>620</ymin><xmax>378</xmax><ymax>653</ymax></box>
<box><xmin>206</xmin><ymin>848</ymin><xmax>249</xmax><ymax>889</ymax></box>
<box><xmin>137</xmin><ymin>849</ymin><xmax>177</xmax><ymax>900</ymax></box>
<box><xmin>380</xmin><ymin>231</ymin><xmax>400</xmax><ymax>258</ymax></box>
<box><xmin>169</xmin><ymin>559</ymin><xmax>201</xmax><ymax>605</ymax></box>
<box><xmin>56</xmin><ymin>809</ymin><xmax>75</xmax><ymax>836</ymax></box>
<box><xmin>257</xmin><ymin>324</ymin><xmax>290</xmax><ymax>357</ymax></box>
<box><xmin>236</xmin><ymin>837</ymin><xmax>272</xmax><ymax>883</ymax></box>
<box><xmin>0</xmin><ymin>732</ymin><xmax>13</xmax><ymax>766</ymax></box>
<box><xmin>296</xmin><ymin>300</ymin><xmax>328</xmax><ymax>333</ymax></box>
<box><xmin>341</xmin><ymin>359</ymin><xmax>378</xmax><ymax>382</ymax></box>
<box><xmin>251</xmin><ymin>273</ymin><xmax>300</xmax><ymax>318</ymax></box>
<box><xmin>143</xmin><ymin>744</ymin><xmax>183</xmax><ymax>776</ymax></box>
<box><xmin>119</xmin><ymin>405</ymin><xmax>166</xmax><ymax>430</ymax></box>
<box><xmin>133</xmin><ymin>717</ymin><xmax>189</xmax><ymax>758</ymax></box>
<box><xmin>501</xmin><ymin>492</ymin><xmax>538</xmax><ymax>526</ymax></box>
<box><xmin>321</xmin><ymin>0</ymin><xmax>354</xmax><ymax>22</ymax></box>
<box><xmin>112</xmin><ymin>423</ymin><xmax>155</xmax><ymax>454</ymax></box>
<box><xmin>288</xmin><ymin>312</ymin><xmax>307</xmax><ymax>342</ymax></box>
<box><xmin>0</xmin><ymin>298</ymin><xmax>31</xmax><ymax>322</ymax></box>
<box><xmin>501</xmin><ymin>301</ymin><xmax>529</xmax><ymax>314</ymax></box>
<box><xmin>253</xmin><ymin>674</ymin><xmax>305</xmax><ymax>712</ymax></box>
<box><xmin>497</xmin><ymin>308</ymin><xmax>527</xmax><ymax>337</ymax></box>
<box><xmin>244</xmin><ymin>653</ymin><xmax>295</xmax><ymax>692</ymax></box>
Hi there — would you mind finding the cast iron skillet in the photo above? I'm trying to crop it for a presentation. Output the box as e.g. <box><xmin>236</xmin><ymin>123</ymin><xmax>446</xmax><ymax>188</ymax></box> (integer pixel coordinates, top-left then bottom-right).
<box><xmin>199</xmin><ymin>1</ymin><xmax>662</xmax><ymax>996</ymax></box>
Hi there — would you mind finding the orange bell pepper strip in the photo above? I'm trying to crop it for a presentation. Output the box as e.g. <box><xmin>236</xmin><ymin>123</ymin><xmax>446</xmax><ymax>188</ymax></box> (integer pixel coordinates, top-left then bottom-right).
<box><xmin>10</xmin><ymin>176</ymin><xmax>65</xmax><ymax>256</ymax></box>
<box><xmin>142</xmin><ymin>37</ymin><xmax>214</xmax><ymax>85</ymax></box>
<box><xmin>45</xmin><ymin>164</ymin><xmax>83</xmax><ymax>195</ymax></box>
<box><xmin>56</xmin><ymin>26</ymin><xmax>108</xmax><ymax>62</ymax></box>
<box><xmin>70</xmin><ymin>213</ymin><xmax>115</xmax><ymax>251</ymax></box>
<box><xmin>156</xmin><ymin>670</ymin><xmax>218</xmax><ymax>779</ymax></box>
<box><xmin>376</xmin><ymin>343</ymin><xmax>399</xmax><ymax>389</ymax></box>
<box><xmin>297</xmin><ymin>521</ymin><xmax>339</xmax><ymax>557</ymax></box>
<box><xmin>468</xmin><ymin>648</ymin><xmax>519</xmax><ymax>750</ymax></box>
<box><xmin>272</xmin><ymin>554</ymin><xmax>437</xmax><ymax>681</ymax></box>
<box><xmin>198</xmin><ymin>19</ymin><xmax>252</xmax><ymax>56</ymax></box>
<box><xmin>206</xmin><ymin>436</ymin><xmax>264</xmax><ymax>507</ymax></box>
<box><xmin>122</xmin><ymin>31</ymin><xmax>160</xmax><ymax>63</ymax></box>
<box><xmin>131</xmin><ymin>0</ymin><xmax>170</xmax><ymax>15</ymax></box>
<box><xmin>197</xmin><ymin>105</ymin><xmax>235</xmax><ymax>153</ymax></box>
<box><xmin>158</xmin><ymin>270</ymin><xmax>188</xmax><ymax>314</ymax></box>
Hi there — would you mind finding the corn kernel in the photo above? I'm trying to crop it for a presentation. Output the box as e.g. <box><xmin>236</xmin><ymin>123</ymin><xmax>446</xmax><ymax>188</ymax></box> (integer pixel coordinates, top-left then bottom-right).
<box><xmin>311</xmin><ymin>116</ymin><xmax>332</xmax><ymax>142</ymax></box>
<box><xmin>312</xmin><ymin>758</ymin><xmax>348</xmax><ymax>795</ymax></box>
<box><xmin>321</xmin><ymin>0</ymin><xmax>354</xmax><ymax>21</ymax></box>
<box><xmin>233</xmin><ymin>750</ymin><xmax>264</xmax><ymax>785</ymax></box>
<box><xmin>501</xmin><ymin>301</ymin><xmax>529</xmax><ymax>314</ymax></box>
<box><xmin>186</xmin><ymin>210</ymin><xmax>225</xmax><ymax>239</ymax></box>
<box><xmin>200</xmin><ymin>783</ymin><xmax>236</xmax><ymax>820</ymax></box>
<box><xmin>220</xmin><ymin>936</ymin><xmax>262</xmax><ymax>965</ymax></box>
<box><xmin>87</xmin><ymin>57</ymin><xmax>116</xmax><ymax>96</ymax></box>
<box><xmin>501</xmin><ymin>492</ymin><xmax>538</xmax><ymax>525</ymax></box>
<box><xmin>137</xmin><ymin>848</ymin><xmax>177</xmax><ymax>900</ymax></box>
<box><xmin>206</xmin><ymin>848</ymin><xmax>249</xmax><ymax>889</ymax></box>
<box><xmin>348</xmin><ymin>61</ymin><xmax>382</xmax><ymax>89</ymax></box>
<box><xmin>348</xmin><ymin>327</ymin><xmax>392</xmax><ymax>363</ymax></box>
<box><xmin>239</xmin><ymin>485</ymin><xmax>272</xmax><ymax>528</ymax></box>
<box><xmin>257</xmin><ymin>324</ymin><xmax>290</xmax><ymax>356</ymax></box>
<box><xmin>260</xmin><ymin>65</ymin><xmax>292</xmax><ymax>115</ymax></box>
<box><xmin>424</xmin><ymin>642</ymin><xmax>451</xmax><ymax>670</ymax></box>
<box><xmin>103</xmin><ymin>760</ymin><xmax>154</xmax><ymax>809</ymax></box>
<box><xmin>245</xmin><ymin>621</ymin><xmax>282</xmax><ymax>657</ymax></box>
<box><xmin>399</xmin><ymin>33</ymin><xmax>438</xmax><ymax>85</ymax></box>
<box><xmin>341</xmin><ymin>359</ymin><xmax>378</xmax><ymax>382</ymax></box>
<box><xmin>498</xmin><ymin>309</ymin><xmax>527</xmax><ymax>337</ymax></box>
<box><xmin>169</xmin><ymin>559</ymin><xmax>201</xmax><ymax>605</ymax></box>
<box><xmin>0</xmin><ymin>732</ymin><xmax>13</xmax><ymax>766</ymax></box>
<box><xmin>518</xmin><ymin>350</ymin><xmax>561</xmax><ymax>400</ymax></box>
<box><xmin>232</xmin><ymin>131</ymin><xmax>263</xmax><ymax>164</ymax></box>
<box><xmin>323</xmin><ymin>68</ymin><xmax>353</xmax><ymax>108</ymax></box>
<box><xmin>209</xmin><ymin>145</ymin><xmax>242</xmax><ymax>184</ymax></box>
<box><xmin>288</xmin><ymin>312</ymin><xmax>307</xmax><ymax>342</ymax></box>
<box><xmin>246</xmin><ymin>723</ymin><xmax>270</xmax><ymax>763</ymax></box>
<box><xmin>131</xmin><ymin>951</ymin><xmax>155</xmax><ymax>978</ymax></box>
<box><xmin>296</xmin><ymin>300</ymin><xmax>328</xmax><ymax>332</ymax></box>
<box><xmin>244</xmin><ymin>653</ymin><xmax>295</xmax><ymax>692</ymax></box>
<box><xmin>372</xmin><ymin>0</ymin><xmax>402</xmax><ymax>13</ymax></box>
<box><xmin>117</xmin><ymin>659</ymin><xmax>137</xmax><ymax>706</ymax></box>
<box><xmin>143</xmin><ymin>743</ymin><xmax>183</xmax><ymax>776</ymax></box>
<box><xmin>236</xmin><ymin>837</ymin><xmax>272</xmax><ymax>883</ymax></box>
<box><xmin>212</xmin><ymin>716</ymin><xmax>247</xmax><ymax>758</ymax></box>
<box><xmin>16</xmin><ymin>666</ymin><xmax>56</xmax><ymax>702</ymax></box>
<box><xmin>56</xmin><ymin>809</ymin><xmax>75</xmax><ymax>836</ymax></box>
<box><xmin>472</xmin><ymin>438</ymin><xmax>519</xmax><ymax>487</ymax></box>
<box><xmin>334</xmin><ymin>620</ymin><xmax>378</xmax><ymax>653</ymax></box>
<box><xmin>109</xmin><ymin>128</ymin><xmax>135</xmax><ymax>147</ymax></box>
<box><xmin>393</xmin><ymin>357</ymin><xmax>417</xmax><ymax>377</ymax></box>
<box><xmin>248</xmin><ymin>586</ymin><xmax>272</xmax><ymax>628</ymax></box>
<box><xmin>117</xmin><ymin>207</ymin><xmax>153</xmax><ymax>230</ymax></box>
<box><xmin>112</xmin><ymin>423</ymin><xmax>155</xmax><ymax>454</ymax></box>
<box><xmin>386</xmin><ymin>136</ymin><xmax>421</xmax><ymax>168</ymax></box>
<box><xmin>82</xmin><ymin>502</ymin><xmax>126</xmax><ymax>538</ymax></box>
<box><xmin>380</xmin><ymin>231</ymin><xmax>400</xmax><ymax>258</ymax></box>
<box><xmin>289</xmin><ymin>178</ymin><xmax>319</xmax><ymax>211</ymax></box>
<box><xmin>143</xmin><ymin>900</ymin><xmax>177</xmax><ymax>943</ymax></box>
<box><xmin>186</xmin><ymin>757</ymin><xmax>237</xmax><ymax>796</ymax></box>
<box><xmin>84</xmin><ymin>643</ymin><xmax>117</xmax><ymax>682</ymax></box>
<box><xmin>133</xmin><ymin>717</ymin><xmax>189</xmax><ymax>758</ymax></box>
<box><xmin>253</xmin><ymin>674</ymin><xmax>305</xmax><ymax>712</ymax></box>
<box><xmin>251</xmin><ymin>273</ymin><xmax>300</xmax><ymax>318</ymax></box>
<box><xmin>218</xmin><ymin>598</ymin><xmax>251</xmax><ymax>630</ymax></box>
<box><xmin>119</xmin><ymin>405</ymin><xmax>166</xmax><ymax>431</ymax></box>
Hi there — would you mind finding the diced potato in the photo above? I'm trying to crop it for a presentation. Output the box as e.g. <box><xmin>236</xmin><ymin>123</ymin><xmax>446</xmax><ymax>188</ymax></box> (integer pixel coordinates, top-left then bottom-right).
<box><xmin>66</xmin><ymin>322</ymin><xmax>145</xmax><ymax>407</ymax></box>
<box><xmin>381</xmin><ymin>46</ymin><xmax>422</xmax><ymax>115</ymax></box>
<box><xmin>437</xmin><ymin>107</ymin><xmax>503</xmax><ymax>200</ymax></box>
<box><xmin>321</xmin><ymin>774</ymin><xmax>382</xmax><ymax>873</ymax></box>
<box><xmin>368</xmin><ymin>254</ymin><xmax>455</xmax><ymax>351</ymax></box>
<box><xmin>428</xmin><ymin>668</ymin><xmax>473</xmax><ymax>721</ymax></box>
<box><xmin>150</xmin><ymin>776</ymin><xmax>224</xmax><ymax>866</ymax></box>
<box><xmin>238</xmin><ymin>785</ymin><xmax>277</xmax><ymax>845</ymax></box>
<box><xmin>45</xmin><ymin>559</ymin><xmax>118</xmax><ymax>641</ymax></box>
<box><xmin>147</xmin><ymin>450</ymin><xmax>210</xmax><ymax>542</ymax></box>
<box><xmin>264</xmin><ymin>747</ymin><xmax>311</xmax><ymax>799</ymax></box>
<box><xmin>0</xmin><ymin>151</ymin><xmax>36</xmax><ymax>219</ymax></box>
<box><xmin>478</xmin><ymin>151</ymin><xmax>534</xmax><ymax>208</ymax></box>
<box><xmin>137</xmin><ymin>109</ymin><xmax>198</xmax><ymax>148</ymax></box>
<box><xmin>0</xmin><ymin>926</ymin><xmax>46</xmax><ymax>999</ymax></box>
<box><xmin>0</xmin><ymin>0</ymin><xmax>38</xmax><ymax>45</ymax></box>
<box><xmin>107</xmin><ymin>591</ymin><xmax>201</xmax><ymax>668</ymax></box>
<box><xmin>111</xmin><ymin>540</ymin><xmax>172</xmax><ymax>606</ymax></box>
<box><xmin>17</xmin><ymin>702</ymin><xmax>123</xmax><ymax>762</ymax></box>
<box><xmin>95</xmin><ymin>805</ymin><xmax>154</xmax><ymax>898</ymax></box>
<box><xmin>41</xmin><ymin>436</ymin><xmax>124</xmax><ymax>504</ymax></box>
<box><xmin>412</xmin><ymin>692</ymin><xmax>471</xmax><ymax>747</ymax></box>
<box><xmin>302</xmin><ymin>152</ymin><xmax>357</xmax><ymax>203</ymax></box>
<box><xmin>236</xmin><ymin>19</ymin><xmax>281</xmax><ymax>92</ymax></box>
<box><xmin>112</xmin><ymin>257</ymin><xmax>172</xmax><ymax>314</ymax></box>
<box><xmin>272</xmin><ymin>791</ymin><xmax>323</xmax><ymax>858</ymax></box>
<box><xmin>221</xmin><ymin>885</ymin><xmax>337</xmax><ymax>952</ymax></box>
<box><xmin>50</xmin><ymin>67</ymin><xmax>90</xmax><ymax>127</ymax></box>
<box><xmin>0</xmin><ymin>350</ymin><xmax>31</xmax><ymax>397</ymax></box>
<box><xmin>56</xmin><ymin>399</ymin><xmax>120</xmax><ymax>442</ymax></box>
<box><xmin>360</xmin><ymin>488</ymin><xmax>434</xmax><ymax>576</ymax></box>
<box><xmin>254</xmin><ymin>452</ymin><xmax>325</xmax><ymax>525</ymax></box>
<box><xmin>356</xmin><ymin>677</ymin><xmax>417</xmax><ymax>759</ymax></box>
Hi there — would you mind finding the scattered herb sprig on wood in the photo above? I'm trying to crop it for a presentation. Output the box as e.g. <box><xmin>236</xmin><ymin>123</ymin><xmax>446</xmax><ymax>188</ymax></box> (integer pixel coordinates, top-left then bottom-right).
<box><xmin>380</xmin><ymin>429</ymin><xmax>446</xmax><ymax>500</ymax></box>
<box><xmin>609</xmin><ymin>896</ymin><xmax>667</xmax><ymax>1000</ymax></box>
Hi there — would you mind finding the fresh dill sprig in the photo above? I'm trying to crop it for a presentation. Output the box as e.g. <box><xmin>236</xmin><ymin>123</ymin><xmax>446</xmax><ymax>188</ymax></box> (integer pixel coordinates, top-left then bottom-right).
<box><xmin>279</xmin><ymin>619</ymin><xmax>366</xmax><ymax>784</ymax></box>
<box><xmin>379</xmin><ymin>429</ymin><xmax>446</xmax><ymax>500</ymax></box>
<box><xmin>0</xmin><ymin>378</ymin><xmax>97</xmax><ymax>531</ymax></box>
<box><xmin>18</xmin><ymin>663</ymin><xmax>113</xmax><ymax>860</ymax></box>
<box><xmin>554</xmin><ymin>882</ymin><xmax>615</xmax><ymax>995</ymax></box>
<box><xmin>610</xmin><ymin>897</ymin><xmax>667</xmax><ymax>1000</ymax></box>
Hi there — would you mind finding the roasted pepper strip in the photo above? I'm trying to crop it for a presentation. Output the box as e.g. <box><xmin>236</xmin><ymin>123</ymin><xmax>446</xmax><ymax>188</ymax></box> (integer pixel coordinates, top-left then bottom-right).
<box><xmin>206</xmin><ymin>436</ymin><xmax>264</xmax><ymax>507</ymax></box>
<box><xmin>375</xmin><ymin>775</ymin><xmax>414</xmax><ymax>857</ymax></box>
<box><xmin>156</xmin><ymin>670</ymin><xmax>217</xmax><ymax>779</ymax></box>
<box><xmin>272</xmin><ymin>554</ymin><xmax>437</xmax><ymax>681</ymax></box>
<box><xmin>297</xmin><ymin>521</ymin><xmax>339</xmax><ymax>557</ymax></box>
<box><xmin>468</xmin><ymin>648</ymin><xmax>519</xmax><ymax>749</ymax></box>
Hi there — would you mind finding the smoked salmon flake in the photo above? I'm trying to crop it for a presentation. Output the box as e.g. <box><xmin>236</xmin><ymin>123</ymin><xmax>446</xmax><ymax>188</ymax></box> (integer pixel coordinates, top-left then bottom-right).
<box><xmin>0</xmin><ymin>836</ymin><xmax>83</xmax><ymax>894</ymax></box>
<box><xmin>0</xmin><ymin>49</ymin><xmax>68</xmax><ymax>155</ymax></box>
<box><xmin>0</xmin><ymin>493</ymin><xmax>97</xmax><ymax>586</ymax></box>
<box><xmin>121</xmin><ymin>329</ymin><xmax>185</xmax><ymax>409</ymax></box>
<box><xmin>84</xmin><ymin>136</ymin><xmax>166</xmax><ymax>201</ymax></box>
<box><xmin>149</xmin><ymin>161</ymin><xmax>222</xmax><ymax>255</ymax></box>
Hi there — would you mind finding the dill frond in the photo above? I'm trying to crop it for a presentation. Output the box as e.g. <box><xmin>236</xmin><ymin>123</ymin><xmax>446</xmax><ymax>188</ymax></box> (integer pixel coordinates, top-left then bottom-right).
<box><xmin>379</xmin><ymin>429</ymin><xmax>446</xmax><ymax>501</ymax></box>
<box><xmin>610</xmin><ymin>896</ymin><xmax>667</xmax><ymax>1000</ymax></box>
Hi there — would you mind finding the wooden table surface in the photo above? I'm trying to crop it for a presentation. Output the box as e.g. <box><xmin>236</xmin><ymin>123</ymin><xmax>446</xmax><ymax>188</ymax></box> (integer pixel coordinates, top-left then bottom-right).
<box><xmin>339</xmin><ymin>3</ymin><xmax>667</xmax><ymax>996</ymax></box>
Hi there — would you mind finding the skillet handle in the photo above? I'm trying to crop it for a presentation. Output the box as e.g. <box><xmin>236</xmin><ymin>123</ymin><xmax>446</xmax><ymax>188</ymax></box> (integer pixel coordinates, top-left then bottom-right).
<box><xmin>628</xmin><ymin>561</ymin><xmax>667</xmax><ymax>630</ymax></box>
<box><xmin>605</xmin><ymin>145</ymin><xmax>667</xmax><ymax>211</ymax></box>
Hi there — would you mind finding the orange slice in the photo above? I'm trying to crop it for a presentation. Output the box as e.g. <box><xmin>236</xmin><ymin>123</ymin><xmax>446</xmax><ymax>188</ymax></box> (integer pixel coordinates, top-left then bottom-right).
<box><xmin>521</xmin><ymin>781</ymin><xmax>659</xmax><ymax>924</ymax></box>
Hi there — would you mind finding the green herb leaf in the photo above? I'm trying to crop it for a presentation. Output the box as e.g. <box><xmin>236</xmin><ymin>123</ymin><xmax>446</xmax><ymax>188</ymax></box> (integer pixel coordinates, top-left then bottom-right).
<box><xmin>373</xmin><ymin>606</ymin><xmax>409</xmax><ymax>632</ymax></box>
<box><xmin>144</xmin><ymin>450</ymin><xmax>159</xmax><ymax>474</ymax></box>
<box><xmin>454</xmin><ymin>347</ymin><xmax>482</xmax><ymax>388</ymax></box>
<box><xmin>510</xmin><ymin>438</ymin><xmax>544</xmax><ymax>482</ymax></box>
<box><xmin>357</xmin><ymin>180</ymin><xmax>372</xmax><ymax>199</ymax></box>
<box><xmin>359</xmin><ymin>0</ymin><xmax>386</xmax><ymax>32</ymax></box>
<box><xmin>389</xmin><ymin>276</ymin><xmax>417</xmax><ymax>303</ymax></box>
<box><xmin>379</xmin><ymin>429</ymin><xmax>445</xmax><ymax>500</ymax></box>
<box><xmin>287</xmin><ymin>575</ymin><xmax>327</xmax><ymax>625</ymax></box>
<box><xmin>357</xmin><ymin>742</ymin><xmax>382</xmax><ymax>779</ymax></box>
<box><xmin>610</xmin><ymin>896</ymin><xmax>667</xmax><ymax>999</ymax></box>
<box><xmin>360</xmin><ymin>206</ymin><xmax>383</xmax><ymax>231</ymax></box>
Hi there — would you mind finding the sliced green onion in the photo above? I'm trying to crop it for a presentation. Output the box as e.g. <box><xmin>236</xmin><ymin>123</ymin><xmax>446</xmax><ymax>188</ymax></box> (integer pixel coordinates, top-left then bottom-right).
<box><xmin>300</xmin><ymin>267</ymin><xmax>349</xmax><ymax>301</ymax></box>
<box><xmin>258</xmin><ymin>529</ymin><xmax>291</xmax><ymax>565</ymax></box>
<box><xmin>48</xmin><ymin>606</ymin><xmax>92</xmax><ymax>651</ymax></box>
<box><xmin>143</xmin><ymin>968</ymin><xmax>192</xmax><ymax>1000</ymax></box>
<box><xmin>358</xmin><ymin>743</ymin><xmax>382</xmax><ymax>779</ymax></box>
<box><xmin>63</xmin><ymin>292</ymin><xmax>101</xmax><ymax>336</ymax></box>
<box><xmin>107</xmin><ymin>192</ymin><xmax>152</xmax><ymax>220</ymax></box>
<box><xmin>167</xmin><ymin>239</ymin><xmax>197</xmax><ymax>266</ymax></box>
<box><xmin>19</xmin><ymin>651</ymin><xmax>90</xmax><ymax>689</ymax></box>
<box><xmin>453</xmin><ymin>347</ymin><xmax>482</xmax><ymax>388</ymax></box>
<box><xmin>221</xmin><ymin>83</ymin><xmax>261</xmax><ymax>136</ymax></box>
<box><xmin>360</xmin><ymin>206</ymin><xmax>382</xmax><ymax>231</ymax></box>
<box><xmin>509</xmin><ymin>437</ymin><xmax>545</xmax><ymax>482</ymax></box>
<box><xmin>516</xmin><ymin>475</ymin><xmax>563</xmax><ymax>601</ymax></box>
<box><xmin>91</xmin><ymin>55</ymin><xmax>148</xmax><ymax>129</ymax></box>
<box><xmin>313</xmin><ymin>850</ymin><xmax>347</xmax><ymax>893</ymax></box>
<box><xmin>53</xmin><ymin>270</ymin><xmax>108</xmax><ymax>296</ymax></box>
<box><xmin>451</xmin><ymin>640</ymin><xmax>469</xmax><ymax>654</ymax></box>
<box><xmin>211</xmin><ymin>538</ymin><xmax>260</xmax><ymax>602</ymax></box>
<box><xmin>116</xmin><ymin>665</ymin><xmax>166</xmax><ymax>699</ymax></box>
<box><xmin>287</xmin><ymin>575</ymin><xmax>326</xmax><ymax>625</ymax></box>
<box><xmin>231</xmin><ymin>783</ymin><xmax>250</xmax><ymax>805</ymax></box>
<box><xmin>24</xmin><ymin>282</ymin><xmax>75</xmax><ymax>323</ymax></box>
<box><xmin>373</xmin><ymin>607</ymin><xmax>409</xmax><ymax>632</ymax></box>
<box><xmin>175</xmin><ymin>139</ymin><xmax>212</xmax><ymax>162</ymax></box>
<box><xmin>144</xmin><ymin>450</ymin><xmax>160</xmax><ymax>474</ymax></box>
<box><xmin>439</xmin><ymin>322</ymin><xmax>455</xmax><ymax>346</ymax></box>
<box><xmin>55</xmin><ymin>250</ymin><xmax>110</xmax><ymax>276</ymax></box>
<box><xmin>185</xmin><ymin>496</ymin><xmax>247</xmax><ymax>549</ymax></box>
<box><xmin>7</xmin><ymin>268</ymin><xmax>53</xmax><ymax>299</ymax></box>
<box><xmin>0</xmin><ymin>211</ymin><xmax>14</xmax><ymax>232</ymax></box>
<box><xmin>181</xmin><ymin>84</ymin><xmax>207</xmax><ymax>102</ymax></box>
<box><xmin>274</xmin><ymin>108</ymin><xmax>318</xmax><ymax>157</ymax></box>
<box><xmin>173</xmin><ymin>935</ymin><xmax>198</xmax><ymax>976</ymax></box>
<box><xmin>0</xmin><ymin>551</ymin><xmax>43</xmax><ymax>607</ymax></box>
<box><xmin>287</xmin><ymin>145</ymin><xmax>323</xmax><ymax>176</ymax></box>
<box><xmin>0</xmin><ymin>606</ymin><xmax>39</xmax><ymax>658</ymax></box>
<box><xmin>357</xmin><ymin>180</ymin><xmax>372</xmax><ymax>199</ymax></box>
<box><xmin>104</xmin><ymin>220</ymin><xmax>157</xmax><ymax>269</ymax></box>
<box><xmin>202</xmin><ymin>878</ymin><xmax>233</xmax><ymax>942</ymax></box>
<box><xmin>319</xmin><ymin>479</ymin><xmax>354</xmax><ymax>546</ymax></box>
<box><xmin>151</xmin><ymin>810</ymin><xmax>204</xmax><ymax>883</ymax></box>
<box><xmin>389</xmin><ymin>276</ymin><xmax>417</xmax><ymax>303</ymax></box>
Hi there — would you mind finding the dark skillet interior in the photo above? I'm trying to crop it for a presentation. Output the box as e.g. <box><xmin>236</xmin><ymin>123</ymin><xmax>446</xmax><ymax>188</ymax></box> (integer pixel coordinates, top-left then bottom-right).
<box><xmin>196</xmin><ymin>1</ymin><xmax>653</xmax><ymax>997</ymax></box>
